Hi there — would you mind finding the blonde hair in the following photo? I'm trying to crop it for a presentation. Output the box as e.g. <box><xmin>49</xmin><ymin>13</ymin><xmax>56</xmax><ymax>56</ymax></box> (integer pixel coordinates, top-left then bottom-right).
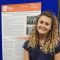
<box><xmin>28</xmin><ymin>11</ymin><xmax>59</xmax><ymax>54</ymax></box>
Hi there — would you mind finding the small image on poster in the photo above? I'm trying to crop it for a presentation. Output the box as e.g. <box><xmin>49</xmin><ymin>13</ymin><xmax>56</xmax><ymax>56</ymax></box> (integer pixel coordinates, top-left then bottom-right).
<box><xmin>27</xmin><ymin>16</ymin><xmax>38</xmax><ymax>25</ymax></box>
<box><xmin>2</xmin><ymin>2</ymin><xmax>41</xmax><ymax>60</ymax></box>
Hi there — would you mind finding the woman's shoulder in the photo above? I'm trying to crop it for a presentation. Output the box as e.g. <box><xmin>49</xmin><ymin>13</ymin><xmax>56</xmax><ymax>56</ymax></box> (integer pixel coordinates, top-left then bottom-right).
<box><xmin>55</xmin><ymin>40</ymin><xmax>60</xmax><ymax>54</ymax></box>
<box><xmin>24</xmin><ymin>40</ymin><xmax>29</xmax><ymax>46</ymax></box>
<box><xmin>23</xmin><ymin>40</ymin><xmax>30</xmax><ymax>51</ymax></box>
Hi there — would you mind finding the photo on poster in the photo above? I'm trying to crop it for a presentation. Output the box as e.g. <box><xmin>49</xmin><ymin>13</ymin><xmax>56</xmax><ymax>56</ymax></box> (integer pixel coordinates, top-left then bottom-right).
<box><xmin>26</xmin><ymin>26</ymin><xmax>34</xmax><ymax>35</ymax></box>
<box><xmin>27</xmin><ymin>16</ymin><xmax>38</xmax><ymax>25</ymax></box>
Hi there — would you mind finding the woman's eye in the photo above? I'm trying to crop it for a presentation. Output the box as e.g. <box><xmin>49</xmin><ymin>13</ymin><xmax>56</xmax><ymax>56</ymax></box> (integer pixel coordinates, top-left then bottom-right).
<box><xmin>45</xmin><ymin>22</ymin><xmax>49</xmax><ymax>26</ymax></box>
<box><xmin>40</xmin><ymin>21</ymin><xmax>43</xmax><ymax>24</ymax></box>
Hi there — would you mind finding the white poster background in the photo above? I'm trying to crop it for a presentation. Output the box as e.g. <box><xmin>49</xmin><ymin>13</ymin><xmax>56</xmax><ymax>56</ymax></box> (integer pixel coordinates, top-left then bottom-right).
<box><xmin>2</xmin><ymin>3</ymin><xmax>41</xmax><ymax>60</ymax></box>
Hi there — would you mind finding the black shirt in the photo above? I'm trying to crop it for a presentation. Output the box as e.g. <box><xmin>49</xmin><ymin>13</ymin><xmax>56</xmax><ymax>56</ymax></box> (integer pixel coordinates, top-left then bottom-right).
<box><xmin>23</xmin><ymin>40</ymin><xmax>60</xmax><ymax>60</ymax></box>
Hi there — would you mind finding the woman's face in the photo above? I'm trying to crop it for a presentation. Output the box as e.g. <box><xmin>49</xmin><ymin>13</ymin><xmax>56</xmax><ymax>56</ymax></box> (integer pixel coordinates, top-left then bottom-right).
<box><xmin>37</xmin><ymin>15</ymin><xmax>52</xmax><ymax>35</ymax></box>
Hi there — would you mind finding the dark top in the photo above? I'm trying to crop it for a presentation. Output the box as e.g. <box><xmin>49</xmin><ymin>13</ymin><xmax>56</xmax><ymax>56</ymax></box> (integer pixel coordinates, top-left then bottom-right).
<box><xmin>23</xmin><ymin>40</ymin><xmax>60</xmax><ymax>60</ymax></box>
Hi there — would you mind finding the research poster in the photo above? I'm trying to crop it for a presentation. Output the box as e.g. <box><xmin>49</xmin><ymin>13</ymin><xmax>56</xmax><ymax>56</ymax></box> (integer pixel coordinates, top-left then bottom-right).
<box><xmin>2</xmin><ymin>2</ymin><xmax>41</xmax><ymax>60</ymax></box>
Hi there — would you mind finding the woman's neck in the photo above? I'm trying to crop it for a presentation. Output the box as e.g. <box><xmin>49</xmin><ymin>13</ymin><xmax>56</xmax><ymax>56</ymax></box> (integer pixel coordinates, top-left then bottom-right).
<box><xmin>39</xmin><ymin>34</ymin><xmax>47</xmax><ymax>47</ymax></box>
<box><xmin>39</xmin><ymin>34</ymin><xmax>47</xmax><ymax>40</ymax></box>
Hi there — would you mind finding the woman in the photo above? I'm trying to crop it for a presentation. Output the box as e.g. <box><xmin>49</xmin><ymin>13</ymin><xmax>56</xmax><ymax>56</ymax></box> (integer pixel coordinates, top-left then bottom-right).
<box><xmin>23</xmin><ymin>11</ymin><xmax>60</xmax><ymax>60</ymax></box>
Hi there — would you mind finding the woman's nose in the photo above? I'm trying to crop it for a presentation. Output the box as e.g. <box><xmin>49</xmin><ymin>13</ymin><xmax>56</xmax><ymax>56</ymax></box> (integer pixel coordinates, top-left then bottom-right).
<box><xmin>42</xmin><ymin>23</ymin><xmax>45</xmax><ymax>27</ymax></box>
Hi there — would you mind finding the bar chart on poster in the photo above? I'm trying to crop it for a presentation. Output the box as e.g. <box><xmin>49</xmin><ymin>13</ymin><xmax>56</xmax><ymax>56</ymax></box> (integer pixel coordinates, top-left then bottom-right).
<box><xmin>2</xmin><ymin>2</ymin><xmax>41</xmax><ymax>60</ymax></box>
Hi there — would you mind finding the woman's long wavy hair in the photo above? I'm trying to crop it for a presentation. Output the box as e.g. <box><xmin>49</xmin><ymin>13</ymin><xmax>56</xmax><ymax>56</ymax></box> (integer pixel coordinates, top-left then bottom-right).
<box><xmin>28</xmin><ymin>11</ymin><xmax>59</xmax><ymax>54</ymax></box>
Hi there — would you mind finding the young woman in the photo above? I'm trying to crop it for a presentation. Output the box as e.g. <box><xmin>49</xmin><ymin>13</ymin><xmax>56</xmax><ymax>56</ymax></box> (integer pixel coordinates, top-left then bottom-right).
<box><xmin>23</xmin><ymin>11</ymin><xmax>60</xmax><ymax>60</ymax></box>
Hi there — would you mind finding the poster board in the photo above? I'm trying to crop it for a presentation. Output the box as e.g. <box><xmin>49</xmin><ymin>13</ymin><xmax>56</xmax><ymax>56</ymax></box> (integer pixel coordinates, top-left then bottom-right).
<box><xmin>2</xmin><ymin>2</ymin><xmax>41</xmax><ymax>60</ymax></box>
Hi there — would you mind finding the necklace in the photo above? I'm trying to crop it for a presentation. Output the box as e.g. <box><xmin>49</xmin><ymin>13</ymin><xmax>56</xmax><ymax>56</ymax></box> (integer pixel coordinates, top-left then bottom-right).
<box><xmin>39</xmin><ymin>40</ymin><xmax>45</xmax><ymax>50</ymax></box>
